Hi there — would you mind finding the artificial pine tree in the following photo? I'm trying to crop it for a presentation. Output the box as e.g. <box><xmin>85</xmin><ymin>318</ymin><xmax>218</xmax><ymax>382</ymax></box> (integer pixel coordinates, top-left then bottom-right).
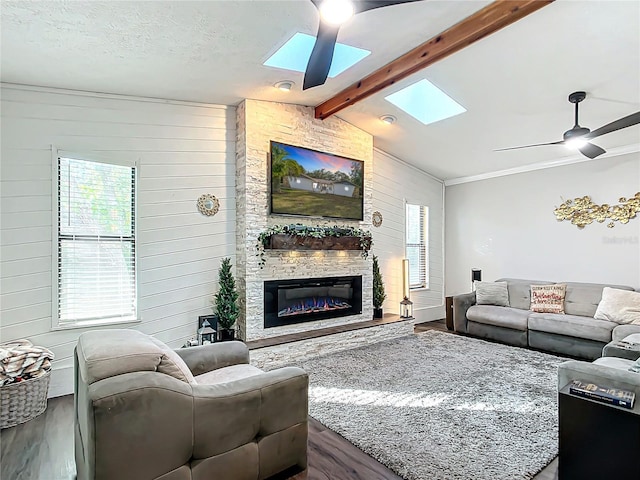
<box><xmin>372</xmin><ymin>255</ymin><xmax>387</xmax><ymax>318</ymax></box>
<box><xmin>215</xmin><ymin>258</ymin><xmax>239</xmax><ymax>340</ymax></box>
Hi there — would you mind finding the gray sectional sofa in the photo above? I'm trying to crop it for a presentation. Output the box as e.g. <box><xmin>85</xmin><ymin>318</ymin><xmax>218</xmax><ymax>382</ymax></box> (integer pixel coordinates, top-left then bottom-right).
<box><xmin>453</xmin><ymin>278</ymin><xmax>640</xmax><ymax>360</ymax></box>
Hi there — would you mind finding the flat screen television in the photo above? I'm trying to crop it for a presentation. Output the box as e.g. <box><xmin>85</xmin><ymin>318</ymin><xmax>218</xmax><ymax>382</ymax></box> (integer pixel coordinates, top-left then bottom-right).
<box><xmin>269</xmin><ymin>141</ymin><xmax>364</xmax><ymax>221</ymax></box>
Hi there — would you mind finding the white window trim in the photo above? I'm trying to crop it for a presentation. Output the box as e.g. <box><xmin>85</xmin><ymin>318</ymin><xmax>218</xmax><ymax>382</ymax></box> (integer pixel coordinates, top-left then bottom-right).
<box><xmin>50</xmin><ymin>146</ymin><xmax>140</xmax><ymax>330</ymax></box>
<box><xmin>410</xmin><ymin>286</ymin><xmax>431</xmax><ymax>292</ymax></box>
<box><xmin>404</xmin><ymin>200</ymin><xmax>429</xmax><ymax>291</ymax></box>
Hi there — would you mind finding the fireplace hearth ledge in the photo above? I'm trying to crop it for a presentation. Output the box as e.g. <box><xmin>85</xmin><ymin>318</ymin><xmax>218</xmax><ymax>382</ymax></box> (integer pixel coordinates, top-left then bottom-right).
<box><xmin>248</xmin><ymin>315</ymin><xmax>414</xmax><ymax>369</ymax></box>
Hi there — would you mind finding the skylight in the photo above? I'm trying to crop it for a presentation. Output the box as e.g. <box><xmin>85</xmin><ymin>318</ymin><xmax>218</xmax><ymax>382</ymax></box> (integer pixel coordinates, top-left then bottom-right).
<box><xmin>385</xmin><ymin>79</ymin><xmax>466</xmax><ymax>125</ymax></box>
<box><xmin>263</xmin><ymin>32</ymin><xmax>370</xmax><ymax>78</ymax></box>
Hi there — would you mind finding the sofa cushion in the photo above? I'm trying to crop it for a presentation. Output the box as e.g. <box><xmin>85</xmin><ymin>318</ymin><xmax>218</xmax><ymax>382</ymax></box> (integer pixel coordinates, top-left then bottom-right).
<box><xmin>528</xmin><ymin>313</ymin><xmax>617</xmax><ymax>343</ymax></box>
<box><xmin>475</xmin><ymin>281</ymin><xmax>509</xmax><ymax>306</ymax></box>
<box><xmin>195</xmin><ymin>364</ymin><xmax>264</xmax><ymax>385</ymax></box>
<box><xmin>496</xmin><ymin>278</ymin><xmax>554</xmax><ymax>310</ymax></box>
<box><xmin>467</xmin><ymin>305</ymin><xmax>530</xmax><ymax>331</ymax></box>
<box><xmin>594</xmin><ymin>287</ymin><xmax>640</xmax><ymax>325</ymax></box>
<box><xmin>77</xmin><ymin>329</ymin><xmax>163</xmax><ymax>385</ymax></box>
<box><xmin>530</xmin><ymin>284</ymin><xmax>566</xmax><ymax>314</ymax></box>
<box><xmin>563</xmin><ymin>282</ymin><xmax>634</xmax><ymax>317</ymax></box>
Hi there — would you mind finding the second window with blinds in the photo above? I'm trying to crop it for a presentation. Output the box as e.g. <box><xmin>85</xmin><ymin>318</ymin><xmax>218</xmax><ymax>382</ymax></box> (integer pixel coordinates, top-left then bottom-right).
<box><xmin>405</xmin><ymin>203</ymin><xmax>429</xmax><ymax>290</ymax></box>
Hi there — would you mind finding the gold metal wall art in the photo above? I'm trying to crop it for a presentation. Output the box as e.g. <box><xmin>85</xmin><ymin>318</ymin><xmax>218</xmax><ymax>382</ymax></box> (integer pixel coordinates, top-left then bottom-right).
<box><xmin>554</xmin><ymin>192</ymin><xmax>640</xmax><ymax>229</ymax></box>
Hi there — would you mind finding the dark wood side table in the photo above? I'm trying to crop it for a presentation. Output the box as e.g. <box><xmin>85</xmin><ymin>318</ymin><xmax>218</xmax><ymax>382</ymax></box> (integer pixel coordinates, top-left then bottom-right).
<box><xmin>558</xmin><ymin>383</ymin><xmax>640</xmax><ymax>479</ymax></box>
<box><xmin>445</xmin><ymin>296</ymin><xmax>454</xmax><ymax>331</ymax></box>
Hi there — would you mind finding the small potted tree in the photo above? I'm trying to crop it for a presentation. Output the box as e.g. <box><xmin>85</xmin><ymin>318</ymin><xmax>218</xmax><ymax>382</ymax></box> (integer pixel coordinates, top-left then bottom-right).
<box><xmin>373</xmin><ymin>255</ymin><xmax>386</xmax><ymax>319</ymax></box>
<box><xmin>214</xmin><ymin>257</ymin><xmax>239</xmax><ymax>341</ymax></box>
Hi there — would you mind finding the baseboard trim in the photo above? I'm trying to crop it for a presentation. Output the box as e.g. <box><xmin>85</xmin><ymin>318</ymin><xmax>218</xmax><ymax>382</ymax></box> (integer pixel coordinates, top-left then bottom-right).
<box><xmin>414</xmin><ymin>306</ymin><xmax>446</xmax><ymax>323</ymax></box>
<box><xmin>48</xmin><ymin>365</ymin><xmax>74</xmax><ymax>398</ymax></box>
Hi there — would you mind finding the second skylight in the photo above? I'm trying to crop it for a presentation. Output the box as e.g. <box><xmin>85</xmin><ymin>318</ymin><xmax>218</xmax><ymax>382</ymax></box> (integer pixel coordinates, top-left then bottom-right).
<box><xmin>385</xmin><ymin>79</ymin><xmax>466</xmax><ymax>125</ymax></box>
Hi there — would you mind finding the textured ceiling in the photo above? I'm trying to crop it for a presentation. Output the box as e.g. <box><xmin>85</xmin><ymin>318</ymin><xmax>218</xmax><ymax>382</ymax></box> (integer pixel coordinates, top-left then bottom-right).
<box><xmin>2</xmin><ymin>0</ymin><xmax>639</xmax><ymax>180</ymax></box>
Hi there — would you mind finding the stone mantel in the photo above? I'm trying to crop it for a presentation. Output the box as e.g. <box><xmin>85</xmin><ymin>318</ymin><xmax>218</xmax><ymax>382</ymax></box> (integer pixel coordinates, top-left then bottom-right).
<box><xmin>265</xmin><ymin>234</ymin><xmax>371</xmax><ymax>252</ymax></box>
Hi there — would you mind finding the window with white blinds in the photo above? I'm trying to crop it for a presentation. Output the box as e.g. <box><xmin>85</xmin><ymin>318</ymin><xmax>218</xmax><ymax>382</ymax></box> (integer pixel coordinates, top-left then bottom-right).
<box><xmin>405</xmin><ymin>203</ymin><xmax>428</xmax><ymax>289</ymax></box>
<box><xmin>56</xmin><ymin>157</ymin><xmax>137</xmax><ymax>326</ymax></box>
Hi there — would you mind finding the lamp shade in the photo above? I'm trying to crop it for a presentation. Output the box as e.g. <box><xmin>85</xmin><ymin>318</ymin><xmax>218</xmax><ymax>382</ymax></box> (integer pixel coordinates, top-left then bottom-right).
<box><xmin>401</xmin><ymin>259</ymin><xmax>413</xmax><ymax>318</ymax></box>
<box><xmin>402</xmin><ymin>259</ymin><xmax>410</xmax><ymax>299</ymax></box>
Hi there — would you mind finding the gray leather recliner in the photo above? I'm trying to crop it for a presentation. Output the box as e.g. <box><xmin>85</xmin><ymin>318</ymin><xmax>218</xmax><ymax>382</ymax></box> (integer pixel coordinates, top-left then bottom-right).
<box><xmin>74</xmin><ymin>329</ymin><xmax>308</xmax><ymax>480</ymax></box>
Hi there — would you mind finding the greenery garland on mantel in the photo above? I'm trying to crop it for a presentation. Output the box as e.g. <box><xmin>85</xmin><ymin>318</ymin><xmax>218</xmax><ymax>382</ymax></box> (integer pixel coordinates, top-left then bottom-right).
<box><xmin>256</xmin><ymin>224</ymin><xmax>373</xmax><ymax>268</ymax></box>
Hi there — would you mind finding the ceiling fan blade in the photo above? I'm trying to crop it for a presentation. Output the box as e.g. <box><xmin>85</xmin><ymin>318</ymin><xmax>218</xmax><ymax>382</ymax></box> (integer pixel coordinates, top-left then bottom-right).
<box><xmin>585</xmin><ymin>111</ymin><xmax>640</xmax><ymax>140</ymax></box>
<box><xmin>310</xmin><ymin>0</ymin><xmax>423</xmax><ymax>14</ymax></box>
<box><xmin>303</xmin><ymin>0</ymin><xmax>425</xmax><ymax>89</ymax></box>
<box><xmin>494</xmin><ymin>140</ymin><xmax>564</xmax><ymax>152</ymax></box>
<box><xmin>355</xmin><ymin>0</ymin><xmax>423</xmax><ymax>14</ymax></box>
<box><xmin>302</xmin><ymin>20</ymin><xmax>340</xmax><ymax>90</ymax></box>
<box><xmin>577</xmin><ymin>142</ymin><xmax>606</xmax><ymax>159</ymax></box>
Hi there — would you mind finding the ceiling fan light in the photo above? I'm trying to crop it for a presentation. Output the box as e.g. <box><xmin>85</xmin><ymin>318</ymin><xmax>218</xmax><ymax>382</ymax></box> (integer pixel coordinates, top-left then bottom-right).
<box><xmin>319</xmin><ymin>0</ymin><xmax>355</xmax><ymax>25</ymax></box>
<box><xmin>565</xmin><ymin>137</ymin><xmax>588</xmax><ymax>150</ymax></box>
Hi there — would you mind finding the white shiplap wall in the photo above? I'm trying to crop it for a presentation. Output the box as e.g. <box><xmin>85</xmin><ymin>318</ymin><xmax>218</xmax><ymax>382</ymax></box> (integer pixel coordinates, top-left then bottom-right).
<box><xmin>372</xmin><ymin>148</ymin><xmax>445</xmax><ymax>322</ymax></box>
<box><xmin>0</xmin><ymin>84</ymin><xmax>236</xmax><ymax>396</ymax></box>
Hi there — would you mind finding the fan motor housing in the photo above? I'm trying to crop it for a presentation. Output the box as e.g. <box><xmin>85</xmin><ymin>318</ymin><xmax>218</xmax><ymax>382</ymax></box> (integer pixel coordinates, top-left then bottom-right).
<box><xmin>563</xmin><ymin>126</ymin><xmax>590</xmax><ymax>140</ymax></box>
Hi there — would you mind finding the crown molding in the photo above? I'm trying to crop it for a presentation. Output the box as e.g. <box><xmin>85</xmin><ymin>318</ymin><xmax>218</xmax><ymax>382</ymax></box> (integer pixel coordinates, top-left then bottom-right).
<box><xmin>444</xmin><ymin>143</ymin><xmax>640</xmax><ymax>186</ymax></box>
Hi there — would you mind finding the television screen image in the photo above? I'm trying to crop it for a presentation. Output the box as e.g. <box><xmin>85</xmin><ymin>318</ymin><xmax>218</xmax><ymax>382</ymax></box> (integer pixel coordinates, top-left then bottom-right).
<box><xmin>270</xmin><ymin>141</ymin><xmax>364</xmax><ymax>220</ymax></box>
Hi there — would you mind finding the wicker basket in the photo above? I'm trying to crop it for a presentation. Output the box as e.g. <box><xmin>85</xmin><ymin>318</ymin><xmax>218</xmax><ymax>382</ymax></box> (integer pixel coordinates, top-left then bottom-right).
<box><xmin>0</xmin><ymin>370</ymin><xmax>51</xmax><ymax>429</ymax></box>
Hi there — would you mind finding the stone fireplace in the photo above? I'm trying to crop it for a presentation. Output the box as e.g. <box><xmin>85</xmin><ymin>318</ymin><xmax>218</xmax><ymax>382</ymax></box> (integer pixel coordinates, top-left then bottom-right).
<box><xmin>235</xmin><ymin>99</ymin><xmax>374</xmax><ymax>341</ymax></box>
<box><xmin>264</xmin><ymin>275</ymin><xmax>363</xmax><ymax>328</ymax></box>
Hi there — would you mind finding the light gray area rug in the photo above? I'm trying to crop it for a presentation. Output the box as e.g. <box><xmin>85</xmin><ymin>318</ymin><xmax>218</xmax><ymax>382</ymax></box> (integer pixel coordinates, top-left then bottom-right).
<box><xmin>296</xmin><ymin>331</ymin><xmax>565</xmax><ymax>480</ymax></box>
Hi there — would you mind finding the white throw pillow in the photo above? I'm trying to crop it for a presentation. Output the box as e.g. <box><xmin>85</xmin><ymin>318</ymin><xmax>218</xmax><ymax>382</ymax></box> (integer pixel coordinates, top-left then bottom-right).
<box><xmin>594</xmin><ymin>287</ymin><xmax>640</xmax><ymax>325</ymax></box>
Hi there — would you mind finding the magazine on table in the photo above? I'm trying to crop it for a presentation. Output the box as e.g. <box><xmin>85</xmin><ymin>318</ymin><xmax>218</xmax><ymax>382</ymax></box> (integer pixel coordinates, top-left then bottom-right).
<box><xmin>569</xmin><ymin>379</ymin><xmax>636</xmax><ymax>409</ymax></box>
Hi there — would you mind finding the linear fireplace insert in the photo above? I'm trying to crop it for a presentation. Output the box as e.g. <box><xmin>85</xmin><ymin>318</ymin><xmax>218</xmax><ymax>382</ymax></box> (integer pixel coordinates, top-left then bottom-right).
<box><xmin>264</xmin><ymin>275</ymin><xmax>362</xmax><ymax>328</ymax></box>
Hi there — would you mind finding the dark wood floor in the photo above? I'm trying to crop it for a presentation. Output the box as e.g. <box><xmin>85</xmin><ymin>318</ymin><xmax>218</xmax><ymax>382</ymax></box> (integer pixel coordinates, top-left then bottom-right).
<box><xmin>0</xmin><ymin>320</ymin><xmax>558</xmax><ymax>480</ymax></box>
<box><xmin>0</xmin><ymin>393</ymin><xmax>75</xmax><ymax>480</ymax></box>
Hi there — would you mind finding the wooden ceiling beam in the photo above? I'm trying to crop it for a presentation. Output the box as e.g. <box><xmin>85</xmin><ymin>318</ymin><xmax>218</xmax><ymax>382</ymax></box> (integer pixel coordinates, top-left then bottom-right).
<box><xmin>315</xmin><ymin>0</ymin><xmax>554</xmax><ymax>119</ymax></box>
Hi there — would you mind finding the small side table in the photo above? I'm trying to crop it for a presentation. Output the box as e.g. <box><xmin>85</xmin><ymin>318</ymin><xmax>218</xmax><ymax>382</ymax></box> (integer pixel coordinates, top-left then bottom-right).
<box><xmin>603</xmin><ymin>339</ymin><xmax>640</xmax><ymax>361</ymax></box>
<box><xmin>445</xmin><ymin>296</ymin><xmax>454</xmax><ymax>331</ymax></box>
<box><xmin>559</xmin><ymin>383</ymin><xmax>640</xmax><ymax>479</ymax></box>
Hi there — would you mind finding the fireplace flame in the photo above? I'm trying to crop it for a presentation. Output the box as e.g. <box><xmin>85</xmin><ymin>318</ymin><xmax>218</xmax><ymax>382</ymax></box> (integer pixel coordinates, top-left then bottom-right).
<box><xmin>278</xmin><ymin>296</ymin><xmax>352</xmax><ymax>317</ymax></box>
